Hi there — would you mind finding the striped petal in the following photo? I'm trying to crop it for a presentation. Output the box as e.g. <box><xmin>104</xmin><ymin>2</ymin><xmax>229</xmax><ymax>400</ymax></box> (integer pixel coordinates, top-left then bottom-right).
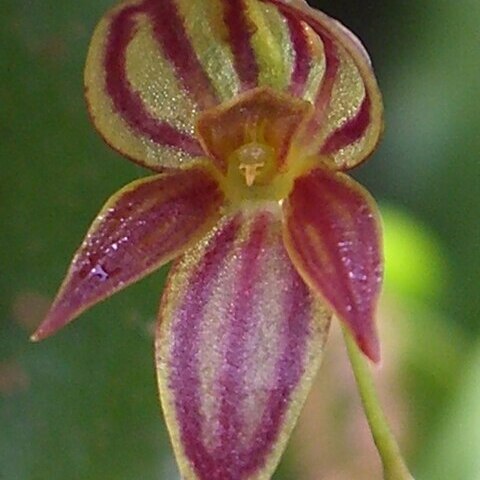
<box><xmin>85</xmin><ymin>0</ymin><xmax>207</xmax><ymax>171</ymax></box>
<box><xmin>156</xmin><ymin>205</ymin><xmax>331</xmax><ymax>480</ymax></box>
<box><xmin>283</xmin><ymin>167</ymin><xmax>383</xmax><ymax>362</ymax></box>
<box><xmin>84</xmin><ymin>0</ymin><xmax>338</xmax><ymax>171</ymax></box>
<box><xmin>264</xmin><ymin>0</ymin><xmax>384</xmax><ymax>170</ymax></box>
<box><xmin>32</xmin><ymin>165</ymin><xmax>224</xmax><ymax>341</ymax></box>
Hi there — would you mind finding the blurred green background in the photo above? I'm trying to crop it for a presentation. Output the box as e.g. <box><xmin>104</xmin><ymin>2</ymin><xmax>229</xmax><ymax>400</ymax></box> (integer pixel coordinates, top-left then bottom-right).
<box><xmin>1</xmin><ymin>0</ymin><xmax>479</xmax><ymax>478</ymax></box>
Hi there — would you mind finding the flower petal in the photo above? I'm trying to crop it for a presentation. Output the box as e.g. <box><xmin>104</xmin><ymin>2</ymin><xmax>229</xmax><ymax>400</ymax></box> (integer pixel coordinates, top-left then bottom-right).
<box><xmin>86</xmin><ymin>0</ymin><xmax>206</xmax><ymax>170</ymax></box>
<box><xmin>32</xmin><ymin>165</ymin><xmax>224</xmax><ymax>341</ymax></box>
<box><xmin>283</xmin><ymin>167</ymin><xmax>383</xmax><ymax>362</ymax></box>
<box><xmin>264</xmin><ymin>0</ymin><xmax>384</xmax><ymax>170</ymax></box>
<box><xmin>156</xmin><ymin>205</ymin><xmax>331</xmax><ymax>480</ymax></box>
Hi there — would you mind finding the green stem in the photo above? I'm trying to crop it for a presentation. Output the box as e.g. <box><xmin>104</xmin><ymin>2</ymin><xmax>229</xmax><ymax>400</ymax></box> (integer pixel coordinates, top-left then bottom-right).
<box><xmin>342</xmin><ymin>326</ymin><xmax>414</xmax><ymax>480</ymax></box>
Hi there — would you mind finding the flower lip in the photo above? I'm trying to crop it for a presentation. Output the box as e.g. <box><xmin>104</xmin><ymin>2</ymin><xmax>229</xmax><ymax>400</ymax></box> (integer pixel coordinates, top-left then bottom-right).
<box><xmin>196</xmin><ymin>87</ymin><xmax>313</xmax><ymax>170</ymax></box>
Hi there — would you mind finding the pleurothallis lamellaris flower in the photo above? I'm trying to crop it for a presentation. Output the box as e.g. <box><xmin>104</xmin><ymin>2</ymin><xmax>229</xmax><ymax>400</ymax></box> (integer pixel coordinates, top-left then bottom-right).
<box><xmin>32</xmin><ymin>0</ymin><xmax>385</xmax><ymax>478</ymax></box>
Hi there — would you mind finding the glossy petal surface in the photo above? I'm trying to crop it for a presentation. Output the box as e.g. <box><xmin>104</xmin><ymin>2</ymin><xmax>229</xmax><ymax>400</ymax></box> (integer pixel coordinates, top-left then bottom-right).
<box><xmin>32</xmin><ymin>165</ymin><xmax>224</xmax><ymax>341</ymax></box>
<box><xmin>264</xmin><ymin>0</ymin><xmax>384</xmax><ymax>170</ymax></box>
<box><xmin>156</xmin><ymin>205</ymin><xmax>331</xmax><ymax>480</ymax></box>
<box><xmin>283</xmin><ymin>167</ymin><xmax>383</xmax><ymax>362</ymax></box>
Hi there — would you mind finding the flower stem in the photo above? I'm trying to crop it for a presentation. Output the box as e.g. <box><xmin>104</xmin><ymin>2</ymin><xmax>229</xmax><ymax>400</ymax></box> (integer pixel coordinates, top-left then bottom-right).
<box><xmin>342</xmin><ymin>326</ymin><xmax>414</xmax><ymax>480</ymax></box>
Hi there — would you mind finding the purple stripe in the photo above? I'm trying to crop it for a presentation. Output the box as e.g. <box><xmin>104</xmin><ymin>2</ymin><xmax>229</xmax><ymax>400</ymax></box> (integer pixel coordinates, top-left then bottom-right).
<box><xmin>288</xmin><ymin>172</ymin><xmax>357</xmax><ymax>310</ymax></box>
<box><xmin>166</xmin><ymin>212</ymin><xmax>317</xmax><ymax>478</ymax></box>
<box><xmin>169</xmin><ymin>217</ymin><xmax>242</xmax><ymax>479</ymax></box>
<box><xmin>104</xmin><ymin>5</ymin><xmax>204</xmax><ymax>155</ymax></box>
<box><xmin>222</xmin><ymin>0</ymin><xmax>259</xmax><ymax>90</ymax></box>
<box><xmin>263</xmin><ymin>0</ymin><xmax>374</xmax><ymax>157</ymax></box>
<box><xmin>261</xmin><ymin>0</ymin><xmax>342</xmax><ymax>121</ymax></box>
<box><xmin>213</xmin><ymin>213</ymin><xmax>270</xmax><ymax>469</ymax></box>
<box><xmin>243</xmin><ymin>247</ymin><xmax>311</xmax><ymax>474</ymax></box>
<box><xmin>144</xmin><ymin>0</ymin><xmax>219</xmax><ymax>109</ymax></box>
<box><xmin>34</xmin><ymin>169</ymin><xmax>223</xmax><ymax>341</ymax></box>
<box><xmin>284</xmin><ymin>11</ymin><xmax>311</xmax><ymax>97</ymax></box>
<box><xmin>287</xmin><ymin>169</ymin><xmax>381</xmax><ymax>360</ymax></box>
<box><xmin>322</xmin><ymin>174</ymin><xmax>381</xmax><ymax>314</ymax></box>
<box><xmin>313</xmin><ymin>175</ymin><xmax>380</xmax><ymax>359</ymax></box>
<box><xmin>321</xmin><ymin>94</ymin><xmax>371</xmax><ymax>155</ymax></box>
<box><xmin>303</xmin><ymin>33</ymin><xmax>340</xmax><ymax>137</ymax></box>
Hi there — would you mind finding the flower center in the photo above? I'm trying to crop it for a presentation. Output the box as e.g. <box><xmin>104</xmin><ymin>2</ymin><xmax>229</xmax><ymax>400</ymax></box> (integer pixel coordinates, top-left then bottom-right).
<box><xmin>239</xmin><ymin>160</ymin><xmax>264</xmax><ymax>187</ymax></box>
<box><xmin>230</xmin><ymin>142</ymin><xmax>275</xmax><ymax>187</ymax></box>
<box><xmin>196</xmin><ymin>87</ymin><xmax>314</xmax><ymax>204</ymax></box>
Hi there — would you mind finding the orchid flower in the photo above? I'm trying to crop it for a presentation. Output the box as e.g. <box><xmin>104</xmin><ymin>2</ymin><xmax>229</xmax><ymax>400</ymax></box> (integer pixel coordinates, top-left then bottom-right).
<box><xmin>32</xmin><ymin>0</ymin><xmax>396</xmax><ymax>478</ymax></box>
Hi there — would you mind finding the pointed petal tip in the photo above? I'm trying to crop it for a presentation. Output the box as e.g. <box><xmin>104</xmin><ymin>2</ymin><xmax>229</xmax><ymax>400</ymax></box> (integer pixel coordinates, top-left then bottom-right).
<box><xmin>355</xmin><ymin>327</ymin><xmax>381</xmax><ymax>364</ymax></box>
<box><xmin>30</xmin><ymin>313</ymin><xmax>53</xmax><ymax>343</ymax></box>
<box><xmin>29</xmin><ymin>312</ymin><xmax>64</xmax><ymax>343</ymax></box>
<box><xmin>29</xmin><ymin>332</ymin><xmax>41</xmax><ymax>343</ymax></box>
<box><xmin>29</xmin><ymin>300</ymin><xmax>82</xmax><ymax>343</ymax></box>
<box><xmin>29</xmin><ymin>329</ymin><xmax>51</xmax><ymax>343</ymax></box>
<box><xmin>29</xmin><ymin>167</ymin><xmax>225</xmax><ymax>345</ymax></box>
